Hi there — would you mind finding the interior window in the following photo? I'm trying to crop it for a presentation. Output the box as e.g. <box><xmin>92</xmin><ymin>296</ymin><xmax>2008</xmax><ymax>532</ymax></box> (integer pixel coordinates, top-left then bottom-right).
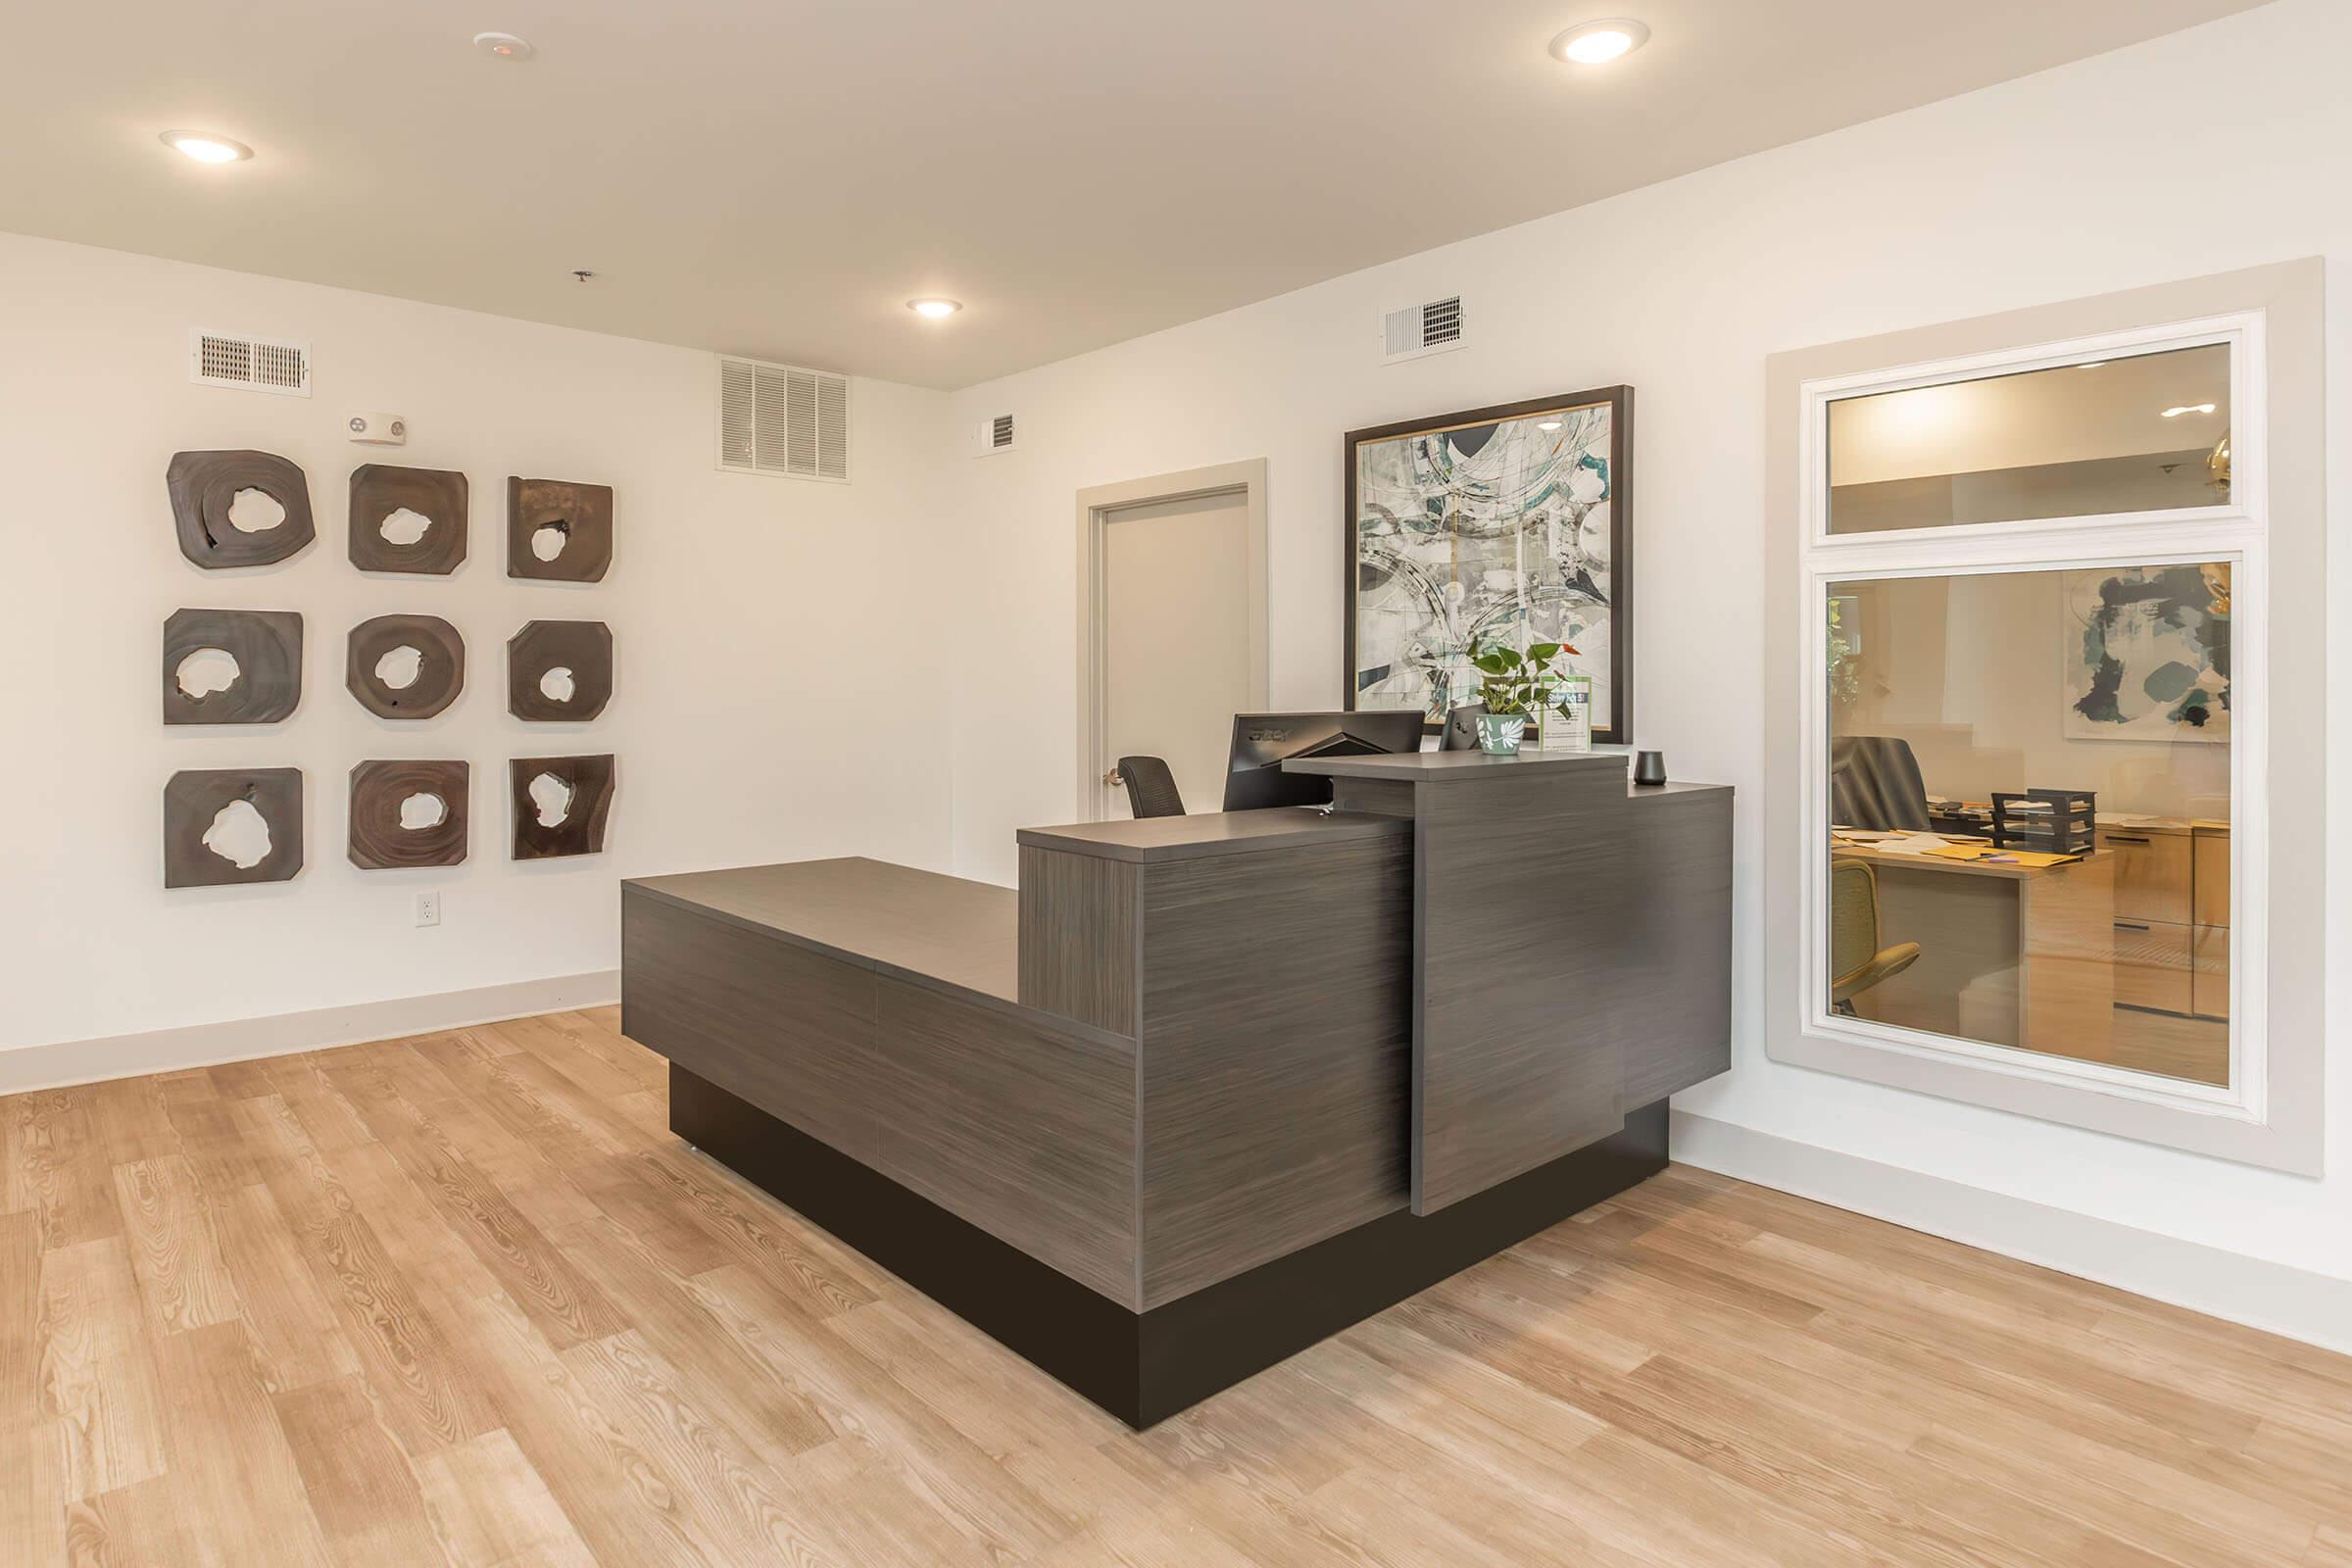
<box><xmin>1824</xmin><ymin>562</ymin><xmax>2231</xmax><ymax>1086</ymax></box>
<box><xmin>1826</xmin><ymin>344</ymin><xmax>2231</xmax><ymax>533</ymax></box>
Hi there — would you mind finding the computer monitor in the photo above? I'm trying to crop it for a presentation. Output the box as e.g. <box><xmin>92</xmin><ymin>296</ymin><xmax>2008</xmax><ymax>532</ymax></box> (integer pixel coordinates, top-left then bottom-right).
<box><xmin>1220</xmin><ymin>710</ymin><xmax>1427</xmax><ymax>811</ymax></box>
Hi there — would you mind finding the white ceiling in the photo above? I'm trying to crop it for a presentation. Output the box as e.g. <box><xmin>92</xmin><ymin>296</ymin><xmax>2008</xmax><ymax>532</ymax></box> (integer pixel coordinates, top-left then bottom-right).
<box><xmin>0</xmin><ymin>0</ymin><xmax>2269</xmax><ymax>389</ymax></box>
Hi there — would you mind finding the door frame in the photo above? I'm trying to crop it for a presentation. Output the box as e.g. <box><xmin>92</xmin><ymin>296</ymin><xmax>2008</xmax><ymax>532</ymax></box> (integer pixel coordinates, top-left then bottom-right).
<box><xmin>1075</xmin><ymin>459</ymin><xmax>1270</xmax><ymax>821</ymax></box>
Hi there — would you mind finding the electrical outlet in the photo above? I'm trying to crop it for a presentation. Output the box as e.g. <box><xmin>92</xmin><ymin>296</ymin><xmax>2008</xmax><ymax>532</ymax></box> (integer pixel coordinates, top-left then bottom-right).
<box><xmin>415</xmin><ymin>891</ymin><xmax>441</xmax><ymax>928</ymax></box>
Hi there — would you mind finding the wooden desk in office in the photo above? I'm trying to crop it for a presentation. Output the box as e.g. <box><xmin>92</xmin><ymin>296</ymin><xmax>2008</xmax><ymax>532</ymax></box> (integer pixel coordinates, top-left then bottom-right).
<box><xmin>2099</xmin><ymin>818</ymin><xmax>2232</xmax><ymax>1020</ymax></box>
<box><xmin>621</xmin><ymin>755</ymin><xmax>1734</xmax><ymax>1426</ymax></box>
<box><xmin>1832</xmin><ymin>840</ymin><xmax>2115</xmax><ymax>1061</ymax></box>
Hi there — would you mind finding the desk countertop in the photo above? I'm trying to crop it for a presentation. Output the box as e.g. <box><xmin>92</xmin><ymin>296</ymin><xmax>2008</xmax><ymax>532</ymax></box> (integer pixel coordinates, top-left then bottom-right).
<box><xmin>1280</xmin><ymin>749</ymin><xmax>1731</xmax><ymax>800</ymax></box>
<box><xmin>1282</xmin><ymin>749</ymin><xmax>1626</xmax><ymax>783</ymax></box>
<box><xmin>1017</xmin><ymin>808</ymin><xmax>1409</xmax><ymax>863</ymax></box>
<box><xmin>1830</xmin><ymin>840</ymin><xmax>2102</xmax><ymax>881</ymax></box>
<box><xmin>625</xmin><ymin>858</ymin><xmax>1018</xmax><ymax>1002</ymax></box>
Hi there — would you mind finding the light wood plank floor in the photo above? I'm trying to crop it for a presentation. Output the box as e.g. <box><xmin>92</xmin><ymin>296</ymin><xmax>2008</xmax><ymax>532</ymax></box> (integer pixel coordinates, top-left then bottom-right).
<box><xmin>3</xmin><ymin>1007</ymin><xmax>2346</xmax><ymax>1566</ymax></box>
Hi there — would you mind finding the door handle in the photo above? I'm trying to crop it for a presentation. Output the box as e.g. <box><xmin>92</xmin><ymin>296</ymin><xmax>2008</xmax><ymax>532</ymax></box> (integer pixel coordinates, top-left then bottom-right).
<box><xmin>1102</xmin><ymin>767</ymin><xmax>1122</xmax><ymax>786</ymax></box>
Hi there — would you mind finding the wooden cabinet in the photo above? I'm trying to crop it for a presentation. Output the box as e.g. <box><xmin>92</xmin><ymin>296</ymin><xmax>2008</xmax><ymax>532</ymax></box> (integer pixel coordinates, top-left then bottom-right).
<box><xmin>2103</xmin><ymin>830</ymin><xmax>2191</xmax><ymax>924</ymax></box>
<box><xmin>2111</xmin><ymin>919</ymin><xmax>2193</xmax><ymax>1013</ymax></box>
<box><xmin>2191</xmin><ymin>924</ymin><xmax>2230</xmax><ymax>1020</ymax></box>
<box><xmin>2100</xmin><ymin>824</ymin><xmax>2228</xmax><ymax>1019</ymax></box>
<box><xmin>2192</xmin><ymin>828</ymin><xmax>2230</xmax><ymax>927</ymax></box>
<box><xmin>2190</xmin><ymin>827</ymin><xmax>2230</xmax><ymax>1019</ymax></box>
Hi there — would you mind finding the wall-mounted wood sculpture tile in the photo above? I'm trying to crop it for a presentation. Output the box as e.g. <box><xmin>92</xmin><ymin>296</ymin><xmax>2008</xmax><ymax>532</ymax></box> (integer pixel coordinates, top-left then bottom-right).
<box><xmin>347</xmin><ymin>613</ymin><xmax>466</xmax><ymax>718</ymax></box>
<box><xmin>162</xmin><ymin>608</ymin><xmax>303</xmax><ymax>724</ymax></box>
<box><xmin>506</xmin><ymin>476</ymin><xmax>612</xmax><ymax>582</ymax></box>
<box><xmin>349</xmin><ymin>760</ymin><xmax>469</xmax><ymax>869</ymax></box>
<box><xmin>167</xmin><ymin>450</ymin><xmax>317</xmax><ymax>568</ymax></box>
<box><xmin>349</xmin><ymin>464</ymin><xmax>468</xmax><ymax>574</ymax></box>
<box><xmin>510</xmin><ymin>755</ymin><xmax>615</xmax><ymax>859</ymax></box>
<box><xmin>507</xmin><ymin>619</ymin><xmax>612</xmax><ymax>721</ymax></box>
<box><xmin>165</xmin><ymin>767</ymin><xmax>304</xmax><ymax>887</ymax></box>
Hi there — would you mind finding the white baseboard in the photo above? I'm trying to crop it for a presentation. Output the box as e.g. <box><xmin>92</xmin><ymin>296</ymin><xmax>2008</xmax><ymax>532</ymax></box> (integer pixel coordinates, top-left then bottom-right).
<box><xmin>0</xmin><ymin>969</ymin><xmax>622</xmax><ymax>1095</ymax></box>
<box><xmin>1670</xmin><ymin>1108</ymin><xmax>2352</xmax><ymax>1359</ymax></box>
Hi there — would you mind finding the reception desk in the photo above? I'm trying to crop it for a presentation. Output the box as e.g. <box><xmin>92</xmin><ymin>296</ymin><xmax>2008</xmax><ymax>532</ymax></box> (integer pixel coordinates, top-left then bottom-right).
<box><xmin>621</xmin><ymin>751</ymin><xmax>1732</xmax><ymax>1425</ymax></box>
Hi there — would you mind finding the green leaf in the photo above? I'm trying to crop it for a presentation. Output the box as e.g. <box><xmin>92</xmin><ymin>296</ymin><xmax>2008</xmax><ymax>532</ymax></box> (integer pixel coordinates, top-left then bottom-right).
<box><xmin>1526</xmin><ymin>641</ymin><xmax>1562</xmax><ymax>664</ymax></box>
<box><xmin>1471</xmin><ymin>654</ymin><xmax>1510</xmax><ymax>674</ymax></box>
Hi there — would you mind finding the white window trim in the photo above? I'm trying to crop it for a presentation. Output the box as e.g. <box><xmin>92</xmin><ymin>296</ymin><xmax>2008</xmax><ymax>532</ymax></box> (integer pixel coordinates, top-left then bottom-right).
<box><xmin>1801</xmin><ymin>313</ymin><xmax>2265</xmax><ymax>554</ymax></box>
<box><xmin>1763</xmin><ymin>260</ymin><xmax>2324</xmax><ymax>1175</ymax></box>
<box><xmin>1796</xmin><ymin>311</ymin><xmax>2266</xmax><ymax>1124</ymax></box>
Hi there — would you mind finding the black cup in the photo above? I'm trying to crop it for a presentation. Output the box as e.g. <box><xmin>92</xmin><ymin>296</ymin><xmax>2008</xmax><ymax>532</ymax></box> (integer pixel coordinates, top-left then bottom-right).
<box><xmin>1632</xmin><ymin>750</ymin><xmax>1668</xmax><ymax>786</ymax></box>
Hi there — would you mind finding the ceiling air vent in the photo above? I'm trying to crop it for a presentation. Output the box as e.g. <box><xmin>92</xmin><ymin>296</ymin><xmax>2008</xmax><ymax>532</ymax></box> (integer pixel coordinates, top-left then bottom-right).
<box><xmin>190</xmin><ymin>329</ymin><xmax>311</xmax><ymax>396</ymax></box>
<box><xmin>716</xmin><ymin>355</ymin><xmax>851</xmax><ymax>482</ymax></box>
<box><xmin>1380</xmin><ymin>295</ymin><xmax>1465</xmax><ymax>365</ymax></box>
<box><xmin>972</xmin><ymin>413</ymin><xmax>1015</xmax><ymax>458</ymax></box>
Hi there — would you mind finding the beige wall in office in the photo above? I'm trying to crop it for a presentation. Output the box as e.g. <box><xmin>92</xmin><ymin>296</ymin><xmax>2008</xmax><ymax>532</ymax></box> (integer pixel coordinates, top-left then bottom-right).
<box><xmin>1836</xmin><ymin>572</ymin><xmax>2232</xmax><ymax>820</ymax></box>
<box><xmin>940</xmin><ymin>0</ymin><xmax>2352</xmax><ymax>1289</ymax></box>
<box><xmin>0</xmin><ymin>232</ymin><xmax>958</xmax><ymax>1055</ymax></box>
<box><xmin>1825</xmin><ymin>344</ymin><xmax>2231</xmax><ymax>486</ymax></box>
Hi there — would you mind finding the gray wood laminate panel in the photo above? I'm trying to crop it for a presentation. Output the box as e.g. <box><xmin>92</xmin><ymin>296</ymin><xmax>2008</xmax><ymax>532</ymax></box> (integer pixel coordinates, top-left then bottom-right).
<box><xmin>1137</xmin><ymin>836</ymin><xmax>1413</xmax><ymax>1307</ymax></box>
<box><xmin>1413</xmin><ymin>765</ymin><xmax>1638</xmax><ymax>1215</ymax></box>
<box><xmin>1287</xmin><ymin>750</ymin><xmax>1628</xmax><ymax>784</ymax></box>
<box><xmin>1328</xmin><ymin>777</ymin><xmax>1417</xmax><ymax>818</ymax></box>
<box><xmin>871</xmin><ymin>976</ymin><xmax>1140</xmax><ymax>1306</ymax></box>
<box><xmin>627</xmin><ymin>858</ymin><xmax>1019</xmax><ymax>1002</ymax></box>
<box><xmin>1018</xmin><ymin>846</ymin><xmax>1140</xmax><ymax>1036</ymax></box>
<box><xmin>620</xmin><ymin>887</ymin><xmax>878</xmax><ymax>1160</ymax></box>
<box><xmin>1018</xmin><ymin>809</ymin><xmax>1408</xmax><ymax>863</ymax></box>
<box><xmin>1616</xmin><ymin>788</ymin><xmax>1735</xmax><ymax>1110</ymax></box>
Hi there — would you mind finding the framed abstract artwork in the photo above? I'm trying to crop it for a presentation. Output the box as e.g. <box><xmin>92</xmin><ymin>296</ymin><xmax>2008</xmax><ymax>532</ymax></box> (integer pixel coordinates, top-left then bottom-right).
<box><xmin>1345</xmin><ymin>386</ymin><xmax>1633</xmax><ymax>743</ymax></box>
<box><xmin>2062</xmin><ymin>563</ymin><xmax>2230</xmax><ymax>743</ymax></box>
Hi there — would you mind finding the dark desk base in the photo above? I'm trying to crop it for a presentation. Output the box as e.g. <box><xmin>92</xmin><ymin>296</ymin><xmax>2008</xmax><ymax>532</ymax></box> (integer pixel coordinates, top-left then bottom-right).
<box><xmin>670</xmin><ymin>1064</ymin><xmax>1668</xmax><ymax>1428</ymax></box>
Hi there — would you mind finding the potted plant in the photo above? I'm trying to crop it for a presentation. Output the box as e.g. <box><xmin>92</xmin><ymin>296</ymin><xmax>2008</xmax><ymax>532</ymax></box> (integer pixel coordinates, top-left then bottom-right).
<box><xmin>1467</xmin><ymin>636</ymin><xmax>1580</xmax><ymax>756</ymax></box>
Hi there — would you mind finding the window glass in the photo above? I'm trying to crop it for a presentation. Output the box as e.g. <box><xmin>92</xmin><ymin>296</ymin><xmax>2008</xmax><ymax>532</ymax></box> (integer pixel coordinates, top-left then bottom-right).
<box><xmin>1827</xmin><ymin>345</ymin><xmax>2230</xmax><ymax>533</ymax></box>
<box><xmin>1825</xmin><ymin>562</ymin><xmax>2231</xmax><ymax>1086</ymax></box>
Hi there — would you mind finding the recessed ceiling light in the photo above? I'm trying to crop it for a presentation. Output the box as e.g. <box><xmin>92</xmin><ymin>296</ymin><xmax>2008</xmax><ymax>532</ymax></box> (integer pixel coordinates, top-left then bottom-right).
<box><xmin>2161</xmin><ymin>403</ymin><xmax>2217</xmax><ymax>418</ymax></box>
<box><xmin>160</xmin><ymin>130</ymin><xmax>252</xmax><ymax>164</ymax></box>
<box><xmin>1549</xmin><ymin>18</ymin><xmax>1650</xmax><ymax>65</ymax></box>
<box><xmin>474</xmin><ymin>31</ymin><xmax>535</xmax><ymax>60</ymax></box>
<box><xmin>907</xmin><ymin>298</ymin><xmax>962</xmax><ymax>319</ymax></box>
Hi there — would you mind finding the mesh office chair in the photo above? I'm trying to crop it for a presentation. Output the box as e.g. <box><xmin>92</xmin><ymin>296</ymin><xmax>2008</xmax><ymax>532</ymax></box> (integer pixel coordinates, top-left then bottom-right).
<box><xmin>1115</xmin><ymin>756</ymin><xmax>1186</xmax><ymax>819</ymax></box>
<box><xmin>1829</xmin><ymin>857</ymin><xmax>1922</xmax><ymax>1014</ymax></box>
<box><xmin>1830</xmin><ymin>736</ymin><xmax>1933</xmax><ymax>831</ymax></box>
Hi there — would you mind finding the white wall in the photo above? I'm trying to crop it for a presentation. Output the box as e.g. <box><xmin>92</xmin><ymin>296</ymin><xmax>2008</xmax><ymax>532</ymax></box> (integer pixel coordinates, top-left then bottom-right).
<box><xmin>942</xmin><ymin>0</ymin><xmax>2351</xmax><ymax>1289</ymax></box>
<box><xmin>1839</xmin><ymin>572</ymin><xmax>2234</xmax><ymax>820</ymax></box>
<box><xmin>0</xmin><ymin>232</ymin><xmax>955</xmax><ymax>1058</ymax></box>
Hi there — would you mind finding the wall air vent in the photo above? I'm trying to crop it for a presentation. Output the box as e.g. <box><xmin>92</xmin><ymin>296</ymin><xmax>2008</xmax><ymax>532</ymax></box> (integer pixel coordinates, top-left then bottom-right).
<box><xmin>972</xmin><ymin>412</ymin><xmax>1016</xmax><ymax>457</ymax></box>
<box><xmin>191</xmin><ymin>330</ymin><xmax>312</xmax><ymax>396</ymax></box>
<box><xmin>1380</xmin><ymin>295</ymin><xmax>1466</xmax><ymax>364</ymax></box>
<box><xmin>716</xmin><ymin>355</ymin><xmax>851</xmax><ymax>482</ymax></box>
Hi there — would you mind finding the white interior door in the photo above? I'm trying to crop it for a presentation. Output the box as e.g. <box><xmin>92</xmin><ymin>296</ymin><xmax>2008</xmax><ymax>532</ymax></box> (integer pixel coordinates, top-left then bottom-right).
<box><xmin>1101</xmin><ymin>490</ymin><xmax>1253</xmax><ymax>818</ymax></box>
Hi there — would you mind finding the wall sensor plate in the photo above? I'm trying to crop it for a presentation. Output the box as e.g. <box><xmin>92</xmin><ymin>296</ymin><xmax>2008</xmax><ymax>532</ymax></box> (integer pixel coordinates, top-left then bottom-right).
<box><xmin>347</xmin><ymin>412</ymin><xmax>408</xmax><ymax>445</ymax></box>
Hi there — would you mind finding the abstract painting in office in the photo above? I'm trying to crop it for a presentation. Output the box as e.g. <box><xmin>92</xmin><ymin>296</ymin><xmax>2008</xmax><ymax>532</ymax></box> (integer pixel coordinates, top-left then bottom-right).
<box><xmin>1346</xmin><ymin>387</ymin><xmax>1632</xmax><ymax>743</ymax></box>
<box><xmin>2062</xmin><ymin>563</ymin><xmax>2230</xmax><ymax>743</ymax></box>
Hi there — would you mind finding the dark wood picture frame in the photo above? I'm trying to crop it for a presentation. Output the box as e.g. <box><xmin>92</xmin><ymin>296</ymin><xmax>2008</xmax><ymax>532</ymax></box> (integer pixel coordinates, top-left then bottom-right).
<box><xmin>1343</xmin><ymin>385</ymin><xmax>1634</xmax><ymax>745</ymax></box>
